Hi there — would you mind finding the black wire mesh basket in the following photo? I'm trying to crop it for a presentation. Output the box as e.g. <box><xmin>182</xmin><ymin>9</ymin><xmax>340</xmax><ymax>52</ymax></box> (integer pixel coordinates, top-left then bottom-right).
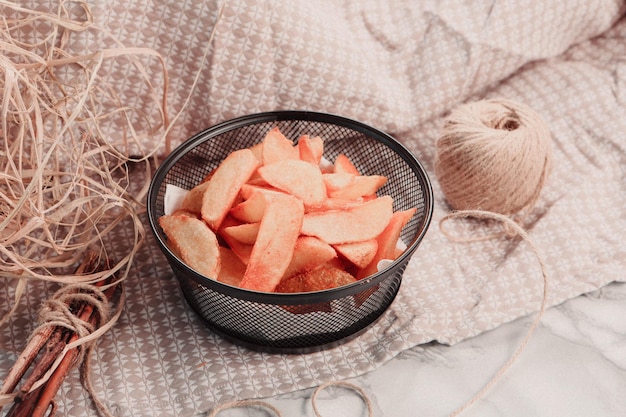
<box><xmin>147</xmin><ymin>111</ymin><xmax>433</xmax><ymax>353</ymax></box>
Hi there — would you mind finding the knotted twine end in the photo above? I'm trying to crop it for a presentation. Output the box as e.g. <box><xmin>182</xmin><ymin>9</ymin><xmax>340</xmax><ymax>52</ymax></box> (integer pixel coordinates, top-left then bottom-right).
<box><xmin>35</xmin><ymin>283</ymin><xmax>112</xmax><ymax>367</ymax></box>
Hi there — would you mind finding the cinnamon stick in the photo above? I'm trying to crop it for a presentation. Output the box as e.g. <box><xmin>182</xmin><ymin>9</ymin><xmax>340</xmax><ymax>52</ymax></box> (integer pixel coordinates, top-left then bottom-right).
<box><xmin>0</xmin><ymin>326</ymin><xmax>56</xmax><ymax>396</ymax></box>
<box><xmin>18</xmin><ymin>328</ymin><xmax>68</xmax><ymax>394</ymax></box>
<box><xmin>0</xmin><ymin>253</ymin><xmax>100</xmax><ymax>397</ymax></box>
<box><xmin>1</xmin><ymin>253</ymin><xmax>117</xmax><ymax>417</ymax></box>
<box><xmin>29</xmin><ymin>283</ymin><xmax>118</xmax><ymax>417</ymax></box>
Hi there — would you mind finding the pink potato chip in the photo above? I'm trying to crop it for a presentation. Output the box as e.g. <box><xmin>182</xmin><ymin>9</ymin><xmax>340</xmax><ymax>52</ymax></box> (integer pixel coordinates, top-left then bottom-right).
<box><xmin>297</xmin><ymin>135</ymin><xmax>324</xmax><ymax>165</ymax></box>
<box><xmin>301</xmin><ymin>196</ymin><xmax>394</xmax><ymax>244</ymax></box>
<box><xmin>333</xmin><ymin>239</ymin><xmax>378</xmax><ymax>269</ymax></box>
<box><xmin>238</xmin><ymin>194</ymin><xmax>304</xmax><ymax>292</ymax></box>
<box><xmin>201</xmin><ymin>148</ymin><xmax>259</xmax><ymax>230</ymax></box>
<box><xmin>282</xmin><ymin>236</ymin><xmax>337</xmax><ymax>280</ymax></box>
<box><xmin>248</xmin><ymin>142</ymin><xmax>264</xmax><ymax>162</ymax></box>
<box><xmin>229</xmin><ymin>189</ymin><xmax>267</xmax><ymax>223</ymax></box>
<box><xmin>239</xmin><ymin>183</ymin><xmax>286</xmax><ymax>200</ymax></box>
<box><xmin>261</xmin><ymin>127</ymin><xmax>299</xmax><ymax>165</ymax></box>
<box><xmin>158</xmin><ymin>214</ymin><xmax>221</xmax><ymax>278</ymax></box>
<box><xmin>181</xmin><ymin>181</ymin><xmax>209</xmax><ymax>214</ymax></box>
<box><xmin>257</xmin><ymin>159</ymin><xmax>326</xmax><ymax>208</ymax></box>
<box><xmin>328</xmin><ymin>175</ymin><xmax>387</xmax><ymax>200</ymax></box>
<box><xmin>221</xmin><ymin>222</ymin><xmax>260</xmax><ymax>246</ymax></box>
<box><xmin>304</xmin><ymin>196</ymin><xmax>365</xmax><ymax>213</ymax></box>
<box><xmin>217</xmin><ymin>246</ymin><xmax>246</xmax><ymax>287</ymax></box>
<box><xmin>357</xmin><ymin>207</ymin><xmax>416</xmax><ymax>279</ymax></box>
<box><xmin>333</xmin><ymin>153</ymin><xmax>360</xmax><ymax>175</ymax></box>
<box><xmin>275</xmin><ymin>264</ymin><xmax>357</xmax><ymax>293</ymax></box>
<box><xmin>217</xmin><ymin>215</ymin><xmax>253</xmax><ymax>265</ymax></box>
<box><xmin>323</xmin><ymin>172</ymin><xmax>355</xmax><ymax>194</ymax></box>
<box><xmin>323</xmin><ymin>171</ymin><xmax>387</xmax><ymax>200</ymax></box>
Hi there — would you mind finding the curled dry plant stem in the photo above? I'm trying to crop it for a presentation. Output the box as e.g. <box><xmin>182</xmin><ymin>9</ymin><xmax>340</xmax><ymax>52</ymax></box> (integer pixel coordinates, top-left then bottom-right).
<box><xmin>1</xmin><ymin>0</ymin><xmax>227</xmax><ymax>414</ymax></box>
<box><xmin>0</xmin><ymin>0</ymin><xmax>167</xmax><ymax>314</ymax></box>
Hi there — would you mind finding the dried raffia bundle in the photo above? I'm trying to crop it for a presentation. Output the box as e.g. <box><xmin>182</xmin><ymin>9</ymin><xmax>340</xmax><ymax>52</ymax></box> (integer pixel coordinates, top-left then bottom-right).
<box><xmin>0</xmin><ymin>0</ymin><xmax>170</xmax><ymax>318</ymax></box>
<box><xmin>0</xmin><ymin>0</ymin><xmax>192</xmax><ymax>414</ymax></box>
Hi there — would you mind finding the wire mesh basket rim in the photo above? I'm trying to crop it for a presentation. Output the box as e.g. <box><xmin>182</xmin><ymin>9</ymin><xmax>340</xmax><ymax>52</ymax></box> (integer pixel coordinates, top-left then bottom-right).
<box><xmin>147</xmin><ymin>110</ymin><xmax>434</xmax><ymax>305</ymax></box>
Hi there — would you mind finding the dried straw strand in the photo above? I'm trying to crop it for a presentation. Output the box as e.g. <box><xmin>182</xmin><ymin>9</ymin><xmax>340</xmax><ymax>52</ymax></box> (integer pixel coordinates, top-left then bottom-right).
<box><xmin>1</xmin><ymin>1</ymin><xmax>226</xmax><ymax>414</ymax></box>
<box><xmin>0</xmin><ymin>0</ymin><xmax>171</xmax><ymax>320</ymax></box>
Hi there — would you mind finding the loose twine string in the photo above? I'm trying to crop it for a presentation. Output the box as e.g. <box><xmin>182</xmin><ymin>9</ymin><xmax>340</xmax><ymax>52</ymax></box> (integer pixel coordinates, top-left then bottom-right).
<box><xmin>206</xmin><ymin>381</ymin><xmax>374</xmax><ymax>417</ymax></box>
<box><xmin>439</xmin><ymin>210</ymin><xmax>549</xmax><ymax>417</ymax></box>
<box><xmin>205</xmin><ymin>210</ymin><xmax>549</xmax><ymax>417</ymax></box>
<box><xmin>207</xmin><ymin>98</ymin><xmax>552</xmax><ymax>416</ymax></box>
<box><xmin>435</xmin><ymin>98</ymin><xmax>552</xmax><ymax>415</ymax></box>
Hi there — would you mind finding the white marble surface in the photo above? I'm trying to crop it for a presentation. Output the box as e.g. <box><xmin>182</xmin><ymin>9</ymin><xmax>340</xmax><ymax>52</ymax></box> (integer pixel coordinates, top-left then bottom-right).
<box><xmin>207</xmin><ymin>280</ymin><xmax>626</xmax><ymax>417</ymax></box>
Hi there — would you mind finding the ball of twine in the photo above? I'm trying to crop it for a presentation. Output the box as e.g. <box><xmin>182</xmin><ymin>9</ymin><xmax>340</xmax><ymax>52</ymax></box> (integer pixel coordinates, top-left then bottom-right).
<box><xmin>434</xmin><ymin>99</ymin><xmax>553</xmax><ymax>416</ymax></box>
<box><xmin>434</xmin><ymin>98</ymin><xmax>552</xmax><ymax>217</ymax></box>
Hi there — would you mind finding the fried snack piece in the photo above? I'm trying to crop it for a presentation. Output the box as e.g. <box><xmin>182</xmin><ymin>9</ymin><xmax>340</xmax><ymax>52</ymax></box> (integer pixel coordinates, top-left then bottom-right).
<box><xmin>159</xmin><ymin>214</ymin><xmax>221</xmax><ymax>278</ymax></box>
<box><xmin>229</xmin><ymin>189</ymin><xmax>267</xmax><ymax>223</ymax></box>
<box><xmin>221</xmin><ymin>222</ymin><xmax>260</xmax><ymax>245</ymax></box>
<box><xmin>181</xmin><ymin>181</ymin><xmax>209</xmax><ymax>214</ymax></box>
<box><xmin>261</xmin><ymin>126</ymin><xmax>299</xmax><ymax>164</ymax></box>
<box><xmin>301</xmin><ymin>195</ymin><xmax>394</xmax><ymax>244</ymax></box>
<box><xmin>201</xmin><ymin>148</ymin><xmax>259</xmax><ymax>230</ymax></box>
<box><xmin>238</xmin><ymin>194</ymin><xmax>304</xmax><ymax>292</ymax></box>
<box><xmin>229</xmin><ymin>185</ymin><xmax>286</xmax><ymax>223</ymax></box>
<box><xmin>323</xmin><ymin>173</ymin><xmax>387</xmax><ymax>200</ymax></box>
<box><xmin>297</xmin><ymin>135</ymin><xmax>324</xmax><ymax>165</ymax></box>
<box><xmin>217</xmin><ymin>246</ymin><xmax>246</xmax><ymax>287</ymax></box>
<box><xmin>257</xmin><ymin>159</ymin><xmax>326</xmax><ymax>208</ymax></box>
<box><xmin>275</xmin><ymin>264</ymin><xmax>357</xmax><ymax>293</ymax></box>
<box><xmin>333</xmin><ymin>239</ymin><xmax>378</xmax><ymax>269</ymax></box>
<box><xmin>282</xmin><ymin>236</ymin><xmax>337</xmax><ymax>280</ymax></box>
<box><xmin>357</xmin><ymin>207</ymin><xmax>416</xmax><ymax>278</ymax></box>
<box><xmin>217</xmin><ymin>215</ymin><xmax>253</xmax><ymax>265</ymax></box>
<box><xmin>333</xmin><ymin>153</ymin><xmax>360</xmax><ymax>175</ymax></box>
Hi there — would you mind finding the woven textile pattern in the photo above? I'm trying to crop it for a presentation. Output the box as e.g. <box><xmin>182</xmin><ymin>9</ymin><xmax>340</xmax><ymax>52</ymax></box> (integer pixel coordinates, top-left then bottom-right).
<box><xmin>1</xmin><ymin>1</ymin><xmax>625</xmax><ymax>416</ymax></box>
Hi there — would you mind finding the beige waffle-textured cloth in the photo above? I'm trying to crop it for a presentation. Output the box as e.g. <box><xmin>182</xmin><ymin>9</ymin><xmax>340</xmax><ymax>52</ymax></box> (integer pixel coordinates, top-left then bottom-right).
<box><xmin>1</xmin><ymin>1</ymin><xmax>625</xmax><ymax>416</ymax></box>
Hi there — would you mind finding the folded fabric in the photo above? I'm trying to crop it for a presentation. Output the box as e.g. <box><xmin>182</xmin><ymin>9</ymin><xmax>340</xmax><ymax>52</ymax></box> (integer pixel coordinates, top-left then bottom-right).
<box><xmin>1</xmin><ymin>1</ymin><xmax>625</xmax><ymax>416</ymax></box>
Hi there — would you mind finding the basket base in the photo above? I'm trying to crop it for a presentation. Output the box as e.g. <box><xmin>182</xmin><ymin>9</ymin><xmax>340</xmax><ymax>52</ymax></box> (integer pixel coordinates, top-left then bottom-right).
<box><xmin>182</xmin><ymin>290</ymin><xmax>393</xmax><ymax>354</ymax></box>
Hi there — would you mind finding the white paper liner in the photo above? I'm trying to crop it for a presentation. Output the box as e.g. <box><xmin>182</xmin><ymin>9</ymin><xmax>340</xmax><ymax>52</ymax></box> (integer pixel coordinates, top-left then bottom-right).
<box><xmin>164</xmin><ymin>184</ymin><xmax>189</xmax><ymax>215</ymax></box>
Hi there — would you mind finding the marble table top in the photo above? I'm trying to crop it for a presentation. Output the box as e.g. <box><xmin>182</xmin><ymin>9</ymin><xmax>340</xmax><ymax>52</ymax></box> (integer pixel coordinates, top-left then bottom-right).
<box><xmin>213</xmin><ymin>280</ymin><xmax>626</xmax><ymax>417</ymax></box>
